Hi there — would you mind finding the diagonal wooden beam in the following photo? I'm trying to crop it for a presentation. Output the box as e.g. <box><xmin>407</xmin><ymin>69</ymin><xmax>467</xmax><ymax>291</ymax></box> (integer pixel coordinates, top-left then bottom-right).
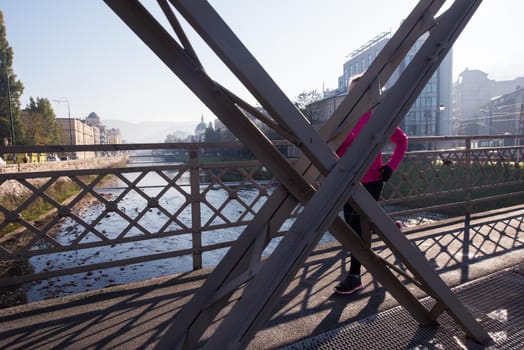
<box><xmin>348</xmin><ymin>0</ymin><xmax>489</xmax><ymax>340</ymax></box>
<box><xmin>103</xmin><ymin>0</ymin><xmax>309</xmax><ymax>199</ymax></box>
<box><xmin>102</xmin><ymin>2</ymin><xmax>430</xmax><ymax>348</ymax></box>
<box><xmin>176</xmin><ymin>1</ymin><xmax>488</xmax><ymax>348</ymax></box>
<box><xmin>169</xmin><ymin>0</ymin><xmax>337</xmax><ymax>175</ymax></box>
<box><xmin>104</xmin><ymin>0</ymin><xmax>489</xmax><ymax>348</ymax></box>
<box><xmin>149</xmin><ymin>1</ymin><xmax>449</xmax><ymax>348</ymax></box>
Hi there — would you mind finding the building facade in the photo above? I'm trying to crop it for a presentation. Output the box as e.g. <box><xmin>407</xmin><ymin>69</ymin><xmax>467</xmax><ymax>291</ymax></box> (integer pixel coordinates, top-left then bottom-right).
<box><xmin>56</xmin><ymin>118</ymin><xmax>95</xmax><ymax>158</ymax></box>
<box><xmin>56</xmin><ymin>118</ymin><xmax>99</xmax><ymax>146</ymax></box>
<box><xmin>56</xmin><ymin>117</ymin><xmax>122</xmax><ymax>159</ymax></box>
<box><xmin>105</xmin><ymin>128</ymin><xmax>123</xmax><ymax>144</ymax></box>
<box><xmin>336</xmin><ymin>32</ymin><xmax>390</xmax><ymax>95</ymax></box>
<box><xmin>308</xmin><ymin>31</ymin><xmax>453</xmax><ymax>149</ymax></box>
<box><xmin>393</xmin><ymin>35</ymin><xmax>452</xmax><ymax>139</ymax></box>
<box><xmin>463</xmin><ymin>88</ymin><xmax>524</xmax><ymax>138</ymax></box>
<box><xmin>194</xmin><ymin>115</ymin><xmax>207</xmax><ymax>142</ymax></box>
<box><xmin>453</xmin><ymin>68</ymin><xmax>524</xmax><ymax>135</ymax></box>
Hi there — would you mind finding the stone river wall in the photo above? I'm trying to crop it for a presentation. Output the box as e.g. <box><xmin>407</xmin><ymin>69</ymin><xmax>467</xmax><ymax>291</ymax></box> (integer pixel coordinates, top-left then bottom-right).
<box><xmin>0</xmin><ymin>156</ymin><xmax>128</xmax><ymax>198</ymax></box>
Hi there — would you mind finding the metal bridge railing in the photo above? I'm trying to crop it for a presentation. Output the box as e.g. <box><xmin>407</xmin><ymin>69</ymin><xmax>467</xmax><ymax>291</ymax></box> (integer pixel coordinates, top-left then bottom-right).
<box><xmin>382</xmin><ymin>135</ymin><xmax>524</xmax><ymax>221</ymax></box>
<box><xmin>0</xmin><ymin>136</ymin><xmax>523</xmax><ymax>289</ymax></box>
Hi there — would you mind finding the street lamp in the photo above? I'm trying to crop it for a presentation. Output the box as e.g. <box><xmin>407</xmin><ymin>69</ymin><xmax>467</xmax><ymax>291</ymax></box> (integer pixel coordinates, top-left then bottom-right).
<box><xmin>0</xmin><ymin>59</ymin><xmax>15</xmax><ymax>146</ymax></box>
<box><xmin>437</xmin><ymin>104</ymin><xmax>446</xmax><ymax>134</ymax></box>
<box><xmin>53</xmin><ymin>98</ymin><xmax>73</xmax><ymax>145</ymax></box>
<box><xmin>516</xmin><ymin>104</ymin><xmax>523</xmax><ymax>167</ymax></box>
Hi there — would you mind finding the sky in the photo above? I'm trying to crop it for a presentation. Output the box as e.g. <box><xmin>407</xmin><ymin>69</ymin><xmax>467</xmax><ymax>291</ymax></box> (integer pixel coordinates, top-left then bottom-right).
<box><xmin>1</xmin><ymin>0</ymin><xmax>523</xmax><ymax>134</ymax></box>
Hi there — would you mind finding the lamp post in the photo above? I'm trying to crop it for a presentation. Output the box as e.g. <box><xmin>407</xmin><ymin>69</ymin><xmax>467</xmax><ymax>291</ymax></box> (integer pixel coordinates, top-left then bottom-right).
<box><xmin>437</xmin><ymin>104</ymin><xmax>446</xmax><ymax>149</ymax></box>
<box><xmin>53</xmin><ymin>98</ymin><xmax>73</xmax><ymax>145</ymax></box>
<box><xmin>517</xmin><ymin>103</ymin><xmax>523</xmax><ymax>167</ymax></box>
<box><xmin>1</xmin><ymin>59</ymin><xmax>15</xmax><ymax>146</ymax></box>
<box><xmin>437</xmin><ymin>104</ymin><xmax>446</xmax><ymax>135</ymax></box>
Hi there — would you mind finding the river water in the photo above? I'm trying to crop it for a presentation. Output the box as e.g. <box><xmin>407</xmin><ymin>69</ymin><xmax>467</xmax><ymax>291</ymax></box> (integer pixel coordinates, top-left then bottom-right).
<box><xmin>24</xmin><ymin>161</ymin><xmax>445</xmax><ymax>302</ymax></box>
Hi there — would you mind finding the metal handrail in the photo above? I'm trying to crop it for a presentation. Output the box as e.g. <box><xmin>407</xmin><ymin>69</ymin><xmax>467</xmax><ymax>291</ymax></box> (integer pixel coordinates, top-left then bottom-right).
<box><xmin>0</xmin><ymin>135</ymin><xmax>522</xmax><ymax>288</ymax></box>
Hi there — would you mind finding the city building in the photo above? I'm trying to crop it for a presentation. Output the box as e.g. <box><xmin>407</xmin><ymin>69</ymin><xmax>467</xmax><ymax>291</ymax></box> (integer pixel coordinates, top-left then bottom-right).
<box><xmin>56</xmin><ymin>118</ymin><xmax>97</xmax><ymax>158</ymax></box>
<box><xmin>105</xmin><ymin>127</ymin><xmax>123</xmax><ymax>144</ymax></box>
<box><xmin>86</xmin><ymin>112</ymin><xmax>101</xmax><ymax>128</ymax></box>
<box><xmin>453</xmin><ymin>68</ymin><xmax>524</xmax><ymax>134</ymax></box>
<box><xmin>214</xmin><ymin>118</ymin><xmax>226</xmax><ymax>132</ymax></box>
<box><xmin>307</xmin><ymin>31</ymin><xmax>453</xmax><ymax>149</ymax></box>
<box><xmin>86</xmin><ymin>112</ymin><xmax>106</xmax><ymax>146</ymax></box>
<box><xmin>461</xmin><ymin>87</ymin><xmax>524</xmax><ymax>140</ymax></box>
<box><xmin>194</xmin><ymin>114</ymin><xmax>207</xmax><ymax>142</ymax></box>
<box><xmin>56</xmin><ymin>116</ymin><xmax>122</xmax><ymax>159</ymax></box>
<box><xmin>337</xmin><ymin>32</ymin><xmax>390</xmax><ymax>95</ymax></box>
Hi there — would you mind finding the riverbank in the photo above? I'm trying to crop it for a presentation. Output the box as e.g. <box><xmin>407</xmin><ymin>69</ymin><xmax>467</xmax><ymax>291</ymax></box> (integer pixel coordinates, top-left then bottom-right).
<box><xmin>0</xmin><ymin>156</ymin><xmax>128</xmax><ymax>308</ymax></box>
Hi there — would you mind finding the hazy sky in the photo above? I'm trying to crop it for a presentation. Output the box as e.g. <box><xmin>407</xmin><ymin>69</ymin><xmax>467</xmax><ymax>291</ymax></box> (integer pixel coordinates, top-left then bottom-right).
<box><xmin>1</xmin><ymin>0</ymin><xmax>523</xmax><ymax>133</ymax></box>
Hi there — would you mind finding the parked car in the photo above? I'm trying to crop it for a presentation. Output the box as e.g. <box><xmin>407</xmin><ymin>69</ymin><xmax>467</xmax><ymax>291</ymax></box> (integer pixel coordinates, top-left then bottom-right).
<box><xmin>47</xmin><ymin>156</ymin><xmax>60</xmax><ymax>162</ymax></box>
<box><xmin>0</xmin><ymin>156</ymin><xmax>6</xmax><ymax>166</ymax></box>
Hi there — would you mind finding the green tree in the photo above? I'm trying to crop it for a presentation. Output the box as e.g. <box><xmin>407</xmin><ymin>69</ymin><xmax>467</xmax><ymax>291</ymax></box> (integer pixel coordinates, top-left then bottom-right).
<box><xmin>220</xmin><ymin>128</ymin><xmax>237</xmax><ymax>142</ymax></box>
<box><xmin>23</xmin><ymin>97</ymin><xmax>61</xmax><ymax>145</ymax></box>
<box><xmin>204</xmin><ymin>125</ymin><xmax>221</xmax><ymax>143</ymax></box>
<box><xmin>0</xmin><ymin>11</ymin><xmax>25</xmax><ymax>146</ymax></box>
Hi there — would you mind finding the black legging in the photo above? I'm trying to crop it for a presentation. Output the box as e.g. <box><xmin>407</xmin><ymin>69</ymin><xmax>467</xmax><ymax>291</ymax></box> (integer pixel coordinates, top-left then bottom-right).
<box><xmin>343</xmin><ymin>180</ymin><xmax>383</xmax><ymax>276</ymax></box>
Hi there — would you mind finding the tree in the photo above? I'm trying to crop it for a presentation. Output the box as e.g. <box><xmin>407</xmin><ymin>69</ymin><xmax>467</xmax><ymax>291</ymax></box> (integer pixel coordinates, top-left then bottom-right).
<box><xmin>0</xmin><ymin>11</ymin><xmax>25</xmax><ymax>145</ymax></box>
<box><xmin>204</xmin><ymin>125</ymin><xmax>220</xmax><ymax>143</ymax></box>
<box><xmin>23</xmin><ymin>97</ymin><xmax>61</xmax><ymax>145</ymax></box>
<box><xmin>220</xmin><ymin>128</ymin><xmax>237</xmax><ymax>142</ymax></box>
<box><xmin>164</xmin><ymin>132</ymin><xmax>180</xmax><ymax>143</ymax></box>
<box><xmin>294</xmin><ymin>89</ymin><xmax>322</xmax><ymax>110</ymax></box>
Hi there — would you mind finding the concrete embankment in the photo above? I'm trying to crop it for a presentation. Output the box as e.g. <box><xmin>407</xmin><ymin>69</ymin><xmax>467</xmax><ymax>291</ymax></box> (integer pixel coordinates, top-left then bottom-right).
<box><xmin>0</xmin><ymin>156</ymin><xmax>128</xmax><ymax>198</ymax></box>
<box><xmin>0</xmin><ymin>156</ymin><xmax>128</xmax><ymax>174</ymax></box>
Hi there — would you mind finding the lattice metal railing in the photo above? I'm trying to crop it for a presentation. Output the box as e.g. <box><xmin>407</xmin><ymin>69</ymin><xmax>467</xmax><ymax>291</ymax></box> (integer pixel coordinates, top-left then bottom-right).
<box><xmin>382</xmin><ymin>136</ymin><xmax>524</xmax><ymax>218</ymax></box>
<box><xmin>0</xmin><ymin>137</ymin><xmax>523</xmax><ymax>288</ymax></box>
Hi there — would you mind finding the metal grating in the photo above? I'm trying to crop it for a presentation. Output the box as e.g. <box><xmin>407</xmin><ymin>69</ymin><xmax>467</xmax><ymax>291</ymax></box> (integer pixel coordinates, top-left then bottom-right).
<box><xmin>281</xmin><ymin>268</ymin><xmax>524</xmax><ymax>350</ymax></box>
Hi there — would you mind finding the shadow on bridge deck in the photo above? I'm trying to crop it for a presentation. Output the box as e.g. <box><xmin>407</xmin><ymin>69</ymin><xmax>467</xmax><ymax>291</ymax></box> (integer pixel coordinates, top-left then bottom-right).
<box><xmin>0</xmin><ymin>205</ymin><xmax>523</xmax><ymax>349</ymax></box>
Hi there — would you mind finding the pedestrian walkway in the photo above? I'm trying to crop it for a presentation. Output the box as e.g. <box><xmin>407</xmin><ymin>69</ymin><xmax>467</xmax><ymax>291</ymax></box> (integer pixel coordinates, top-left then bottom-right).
<box><xmin>0</xmin><ymin>206</ymin><xmax>523</xmax><ymax>349</ymax></box>
<box><xmin>282</xmin><ymin>264</ymin><xmax>524</xmax><ymax>349</ymax></box>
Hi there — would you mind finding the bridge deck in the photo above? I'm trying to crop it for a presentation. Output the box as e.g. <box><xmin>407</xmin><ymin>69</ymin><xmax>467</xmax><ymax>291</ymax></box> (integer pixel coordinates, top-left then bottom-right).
<box><xmin>0</xmin><ymin>205</ymin><xmax>523</xmax><ymax>349</ymax></box>
<box><xmin>283</xmin><ymin>265</ymin><xmax>524</xmax><ymax>349</ymax></box>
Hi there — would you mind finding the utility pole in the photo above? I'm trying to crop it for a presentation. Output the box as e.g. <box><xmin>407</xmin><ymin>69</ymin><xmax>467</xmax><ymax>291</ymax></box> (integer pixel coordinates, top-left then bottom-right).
<box><xmin>53</xmin><ymin>98</ymin><xmax>73</xmax><ymax>145</ymax></box>
<box><xmin>516</xmin><ymin>103</ymin><xmax>523</xmax><ymax>167</ymax></box>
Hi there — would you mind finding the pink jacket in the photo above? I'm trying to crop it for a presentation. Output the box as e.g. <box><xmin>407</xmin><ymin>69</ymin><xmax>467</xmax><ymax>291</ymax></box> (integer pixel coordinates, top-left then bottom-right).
<box><xmin>336</xmin><ymin>111</ymin><xmax>408</xmax><ymax>183</ymax></box>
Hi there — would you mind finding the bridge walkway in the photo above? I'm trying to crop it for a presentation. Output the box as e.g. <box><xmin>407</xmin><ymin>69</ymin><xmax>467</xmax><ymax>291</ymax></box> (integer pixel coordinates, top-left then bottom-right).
<box><xmin>0</xmin><ymin>205</ymin><xmax>523</xmax><ymax>349</ymax></box>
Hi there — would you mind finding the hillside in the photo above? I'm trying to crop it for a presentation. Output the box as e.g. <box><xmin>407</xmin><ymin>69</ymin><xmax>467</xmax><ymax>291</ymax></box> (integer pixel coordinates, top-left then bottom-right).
<box><xmin>103</xmin><ymin>120</ymin><xmax>194</xmax><ymax>143</ymax></box>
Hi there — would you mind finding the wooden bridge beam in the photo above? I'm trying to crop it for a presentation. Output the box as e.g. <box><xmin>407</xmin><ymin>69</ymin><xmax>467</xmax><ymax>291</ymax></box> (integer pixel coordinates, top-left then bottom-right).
<box><xmin>104</xmin><ymin>0</ymin><xmax>490</xmax><ymax>348</ymax></box>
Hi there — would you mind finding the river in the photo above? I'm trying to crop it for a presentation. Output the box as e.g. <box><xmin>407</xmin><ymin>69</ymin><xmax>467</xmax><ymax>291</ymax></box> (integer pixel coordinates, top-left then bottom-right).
<box><xmin>24</xmin><ymin>160</ymin><xmax>445</xmax><ymax>302</ymax></box>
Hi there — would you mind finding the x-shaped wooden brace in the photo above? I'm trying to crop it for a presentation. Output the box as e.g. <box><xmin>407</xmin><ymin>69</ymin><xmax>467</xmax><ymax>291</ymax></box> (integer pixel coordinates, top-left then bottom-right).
<box><xmin>104</xmin><ymin>0</ymin><xmax>490</xmax><ymax>348</ymax></box>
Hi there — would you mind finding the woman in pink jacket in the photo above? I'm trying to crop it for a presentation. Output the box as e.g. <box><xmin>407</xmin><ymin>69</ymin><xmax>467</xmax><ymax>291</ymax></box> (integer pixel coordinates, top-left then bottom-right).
<box><xmin>334</xmin><ymin>77</ymin><xmax>408</xmax><ymax>295</ymax></box>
